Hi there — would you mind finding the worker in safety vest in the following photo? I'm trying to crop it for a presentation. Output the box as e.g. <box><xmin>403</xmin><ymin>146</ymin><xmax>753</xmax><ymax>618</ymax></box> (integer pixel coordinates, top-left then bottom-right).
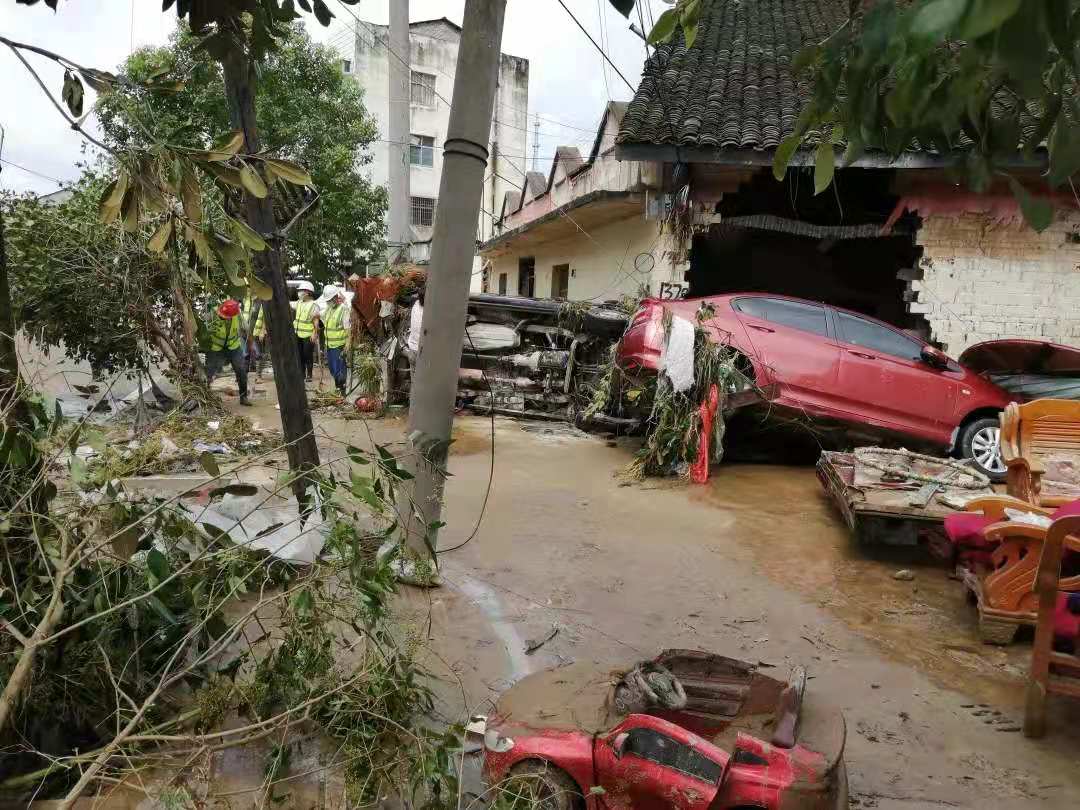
<box><xmin>292</xmin><ymin>281</ymin><xmax>317</xmax><ymax>381</ymax></box>
<box><xmin>242</xmin><ymin>294</ymin><xmax>266</xmax><ymax>376</ymax></box>
<box><xmin>317</xmin><ymin>285</ymin><xmax>350</xmax><ymax>396</ymax></box>
<box><xmin>206</xmin><ymin>298</ymin><xmax>251</xmax><ymax>406</ymax></box>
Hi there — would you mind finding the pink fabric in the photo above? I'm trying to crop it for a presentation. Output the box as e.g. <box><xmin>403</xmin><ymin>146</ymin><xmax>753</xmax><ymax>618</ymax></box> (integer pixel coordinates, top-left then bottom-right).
<box><xmin>944</xmin><ymin>513</ymin><xmax>996</xmax><ymax>547</ymax></box>
<box><xmin>1054</xmin><ymin>593</ymin><xmax>1080</xmax><ymax>641</ymax></box>
<box><xmin>1051</xmin><ymin>500</ymin><xmax>1080</xmax><ymax>519</ymax></box>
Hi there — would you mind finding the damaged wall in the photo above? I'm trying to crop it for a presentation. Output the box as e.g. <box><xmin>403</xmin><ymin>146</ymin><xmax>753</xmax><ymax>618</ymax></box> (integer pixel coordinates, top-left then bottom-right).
<box><xmin>910</xmin><ymin>212</ymin><xmax>1080</xmax><ymax>354</ymax></box>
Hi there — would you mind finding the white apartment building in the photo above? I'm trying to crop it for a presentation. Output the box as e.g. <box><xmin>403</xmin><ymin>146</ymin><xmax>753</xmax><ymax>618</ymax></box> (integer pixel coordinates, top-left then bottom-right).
<box><xmin>340</xmin><ymin>16</ymin><xmax>529</xmax><ymax>275</ymax></box>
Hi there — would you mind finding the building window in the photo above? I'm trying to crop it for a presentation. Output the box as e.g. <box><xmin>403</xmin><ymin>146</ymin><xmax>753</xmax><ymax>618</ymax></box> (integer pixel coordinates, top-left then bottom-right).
<box><xmin>498</xmin><ymin>273</ymin><xmax>508</xmax><ymax>295</ymax></box>
<box><xmin>551</xmin><ymin>264</ymin><xmax>570</xmax><ymax>299</ymax></box>
<box><xmin>341</xmin><ymin>59</ymin><xmax>352</xmax><ymax>73</ymax></box>
<box><xmin>410</xmin><ymin>196</ymin><xmax>435</xmax><ymax>227</ymax></box>
<box><xmin>411</xmin><ymin>71</ymin><xmax>436</xmax><ymax>106</ymax></box>
<box><xmin>518</xmin><ymin>257</ymin><xmax>535</xmax><ymax>297</ymax></box>
<box><xmin>410</xmin><ymin>134</ymin><xmax>435</xmax><ymax>167</ymax></box>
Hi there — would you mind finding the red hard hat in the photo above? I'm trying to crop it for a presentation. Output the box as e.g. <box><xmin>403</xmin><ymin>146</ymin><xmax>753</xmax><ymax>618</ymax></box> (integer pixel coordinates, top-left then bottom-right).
<box><xmin>218</xmin><ymin>299</ymin><xmax>240</xmax><ymax>317</ymax></box>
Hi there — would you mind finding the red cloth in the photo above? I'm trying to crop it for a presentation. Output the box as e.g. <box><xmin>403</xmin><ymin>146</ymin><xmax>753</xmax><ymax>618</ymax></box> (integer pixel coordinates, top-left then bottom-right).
<box><xmin>689</xmin><ymin>385</ymin><xmax>720</xmax><ymax>485</ymax></box>
<box><xmin>218</xmin><ymin>299</ymin><xmax>240</xmax><ymax>318</ymax></box>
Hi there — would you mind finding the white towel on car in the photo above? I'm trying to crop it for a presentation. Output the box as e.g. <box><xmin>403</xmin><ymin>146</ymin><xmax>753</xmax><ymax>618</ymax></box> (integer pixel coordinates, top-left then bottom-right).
<box><xmin>661</xmin><ymin>315</ymin><xmax>695</xmax><ymax>393</ymax></box>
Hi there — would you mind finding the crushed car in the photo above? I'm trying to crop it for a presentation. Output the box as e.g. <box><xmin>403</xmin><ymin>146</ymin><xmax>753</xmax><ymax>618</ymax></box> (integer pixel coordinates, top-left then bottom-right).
<box><xmin>618</xmin><ymin>293</ymin><xmax>1018</xmax><ymax>479</ymax></box>
<box><xmin>482</xmin><ymin>649</ymin><xmax>847</xmax><ymax>810</ymax></box>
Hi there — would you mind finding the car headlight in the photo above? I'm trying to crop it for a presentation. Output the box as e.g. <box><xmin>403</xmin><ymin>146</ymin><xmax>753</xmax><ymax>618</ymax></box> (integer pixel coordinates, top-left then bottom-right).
<box><xmin>484</xmin><ymin>728</ymin><xmax>515</xmax><ymax>753</ymax></box>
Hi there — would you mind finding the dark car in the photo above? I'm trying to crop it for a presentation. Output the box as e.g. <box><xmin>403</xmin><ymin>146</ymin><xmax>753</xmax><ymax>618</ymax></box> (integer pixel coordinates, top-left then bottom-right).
<box><xmin>618</xmin><ymin>293</ymin><xmax>1015</xmax><ymax>478</ymax></box>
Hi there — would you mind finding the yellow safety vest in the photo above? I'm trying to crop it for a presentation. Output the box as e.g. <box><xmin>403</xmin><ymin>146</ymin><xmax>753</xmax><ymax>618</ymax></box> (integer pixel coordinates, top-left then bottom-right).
<box><xmin>294</xmin><ymin>299</ymin><xmax>315</xmax><ymax>339</ymax></box>
<box><xmin>209</xmin><ymin>313</ymin><xmax>241</xmax><ymax>352</ymax></box>
<box><xmin>243</xmin><ymin>296</ymin><xmax>265</xmax><ymax>338</ymax></box>
<box><xmin>324</xmin><ymin>304</ymin><xmax>347</xmax><ymax>349</ymax></box>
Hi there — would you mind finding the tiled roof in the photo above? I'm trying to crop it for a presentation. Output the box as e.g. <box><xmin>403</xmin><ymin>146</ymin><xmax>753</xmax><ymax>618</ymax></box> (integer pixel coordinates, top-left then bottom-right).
<box><xmin>618</xmin><ymin>0</ymin><xmax>847</xmax><ymax>151</ymax></box>
<box><xmin>524</xmin><ymin>171</ymin><xmax>547</xmax><ymax>199</ymax></box>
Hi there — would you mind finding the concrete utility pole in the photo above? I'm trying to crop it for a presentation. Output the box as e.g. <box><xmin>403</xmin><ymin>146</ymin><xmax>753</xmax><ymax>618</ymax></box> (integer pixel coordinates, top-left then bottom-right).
<box><xmin>399</xmin><ymin>0</ymin><xmax>508</xmax><ymax>568</ymax></box>
<box><xmin>387</xmin><ymin>0</ymin><xmax>411</xmax><ymax>264</ymax></box>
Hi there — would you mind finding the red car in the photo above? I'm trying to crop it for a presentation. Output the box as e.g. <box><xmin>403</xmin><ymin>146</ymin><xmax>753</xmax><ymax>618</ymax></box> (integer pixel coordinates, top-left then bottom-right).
<box><xmin>482</xmin><ymin>650</ymin><xmax>847</xmax><ymax>810</ymax></box>
<box><xmin>618</xmin><ymin>293</ymin><xmax>1014</xmax><ymax>479</ymax></box>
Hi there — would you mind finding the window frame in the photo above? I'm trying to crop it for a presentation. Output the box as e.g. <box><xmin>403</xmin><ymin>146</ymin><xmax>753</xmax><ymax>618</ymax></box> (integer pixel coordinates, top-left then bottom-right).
<box><xmin>409</xmin><ymin>196</ymin><xmax>436</xmax><ymax>228</ymax></box>
<box><xmin>622</xmin><ymin>728</ymin><xmax>723</xmax><ymax>785</ymax></box>
<box><xmin>409</xmin><ymin>134</ymin><xmax>435</xmax><ymax>168</ymax></box>
<box><xmin>341</xmin><ymin>58</ymin><xmax>352</xmax><ymax>74</ymax></box>
<box><xmin>834</xmin><ymin>309</ymin><xmax>925</xmax><ymax>362</ymax></box>
<box><xmin>411</xmin><ymin>71</ymin><xmax>437</xmax><ymax>107</ymax></box>
<box><xmin>733</xmin><ymin>296</ymin><xmax>830</xmax><ymax>339</ymax></box>
<box><xmin>551</xmin><ymin>263</ymin><xmax>570</xmax><ymax>299</ymax></box>
<box><xmin>518</xmin><ymin>257</ymin><xmax>535</xmax><ymax>297</ymax></box>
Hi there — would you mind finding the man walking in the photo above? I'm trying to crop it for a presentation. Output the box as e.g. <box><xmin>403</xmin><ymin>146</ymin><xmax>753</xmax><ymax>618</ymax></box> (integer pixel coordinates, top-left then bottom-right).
<box><xmin>319</xmin><ymin>285</ymin><xmax>350</xmax><ymax>396</ymax></box>
<box><xmin>293</xmin><ymin>281</ymin><xmax>317</xmax><ymax>381</ymax></box>
<box><xmin>206</xmin><ymin>298</ymin><xmax>251</xmax><ymax>406</ymax></box>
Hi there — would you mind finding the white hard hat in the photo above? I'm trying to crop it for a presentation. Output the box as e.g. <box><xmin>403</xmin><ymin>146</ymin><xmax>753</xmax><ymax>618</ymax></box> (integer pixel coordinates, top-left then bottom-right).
<box><xmin>323</xmin><ymin>284</ymin><xmax>341</xmax><ymax>299</ymax></box>
<box><xmin>296</xmin><ymin>281</ymin><xmax>314</xmax><ymax>294</ymax></box>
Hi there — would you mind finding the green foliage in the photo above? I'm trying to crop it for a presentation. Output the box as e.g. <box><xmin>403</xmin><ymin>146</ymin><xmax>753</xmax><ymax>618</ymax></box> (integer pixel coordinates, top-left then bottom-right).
<box><xmin>96</xmin><ymin>23</ymin><xmax>387</xmax><ymax>283</ymax></box>
<box><xmin>3</xmin><ymin>171</ymin><xmax>176</xmax><ymax>374</ymax></box>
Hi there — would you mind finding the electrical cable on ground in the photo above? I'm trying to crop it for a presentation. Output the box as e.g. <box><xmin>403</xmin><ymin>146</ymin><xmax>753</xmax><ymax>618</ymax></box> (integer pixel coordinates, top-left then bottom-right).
<box><xmin>436</xmin><ymin>325</ymin><xmax>496</xmax><ymax>555</ymax></box>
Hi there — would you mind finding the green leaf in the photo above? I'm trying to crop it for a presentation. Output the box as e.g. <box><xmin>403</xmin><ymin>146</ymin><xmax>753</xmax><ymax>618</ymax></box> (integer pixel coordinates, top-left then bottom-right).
<box><xmin>239</xmin><ymin>164</ymin><xmax>268</xmax><ymax>198</ymax></box>
<box><xmin>180</xmin><ymin>165</ymin><xmax>203</xmax><ymax>223</ymax></box>
<box><xmin>146</xmin><ymin>595</ymin><xmax>178</xmax><ymax>625</ymax></box>
<box><xmin>312</xmin><ymin>0</ymin><xmax>334</xmax><ymax>26</ymax></box>
<box><xmin>98</xmin><ymin>172</ymin><xmax>127</xmax><ymax>223</ymax></box>
<box><xmin>228</xmin><ymin>216</ymin><xmax>268</xmax><ymax>251</ymax></box>
<box><xmin>1045</xmin><ymin>0</ymin><xmax>1075</xmax><ymax>67</ymax></box>
<box><xmin>682</xmin><ymin>21</ymin><xmax>699</xmax><ymax>49</ymax></box>
<box><xmin>147</xmin><ymin>217</ymin><xmax>174</xmax><ymax>253</ymax></box>
<box><xmin>790</xmin><ymin>44</ymin><xmax>821</xmax><ymax>74</ymax></box>
<box><xmin>291</xmin><ymin>589</ymin><xmax>315</xmax><ymax>616</ymax></box>
<box><xmin>201</xmin><ymin>162</ymin><xmax>245</xmax><ymax>188</ymax></box>
<box><xmin>146</xmin><ymin>549</ymin><xmax>170</xmax><ymax>582</ymax></box>
<box><xmin>199</xmin><ymin>451</ymin><xmax>220</xmax><ymax>477</ymax></box>
<box><xmin>772</xmin><ymin>134</ymin><xmax>803</xmax><ymax>181</ymax></box>
<box><xmin>79</xmin><ymin>68</ymin><xmax>116</xmax><ymax>94</ymax></box>
<box><xmin>814</xmin><ymin>142</ymin><xmax>835</xmax><ymax>195</ymax></box>
<box><xmin>263</xmin><ymin>158</ymin><xmax>313</xmax><ymax>187</ymax></box>
<box><xmin>50</xmin><ymin>399</ymin><xmax>63</xmax><ymax>436</ymax></box>
<box><xmin>910</xmin><ymin>0</ymin><xmax>968</xmax><ymax>41</ymax></box>
<box><xmin>213</xmin><ymin>129</ymin><xmax>245</xmax><ymax>157</ymax></box>
<box><xmin>958</xmin><ymin>0</ymin><xmax>1022</xmax><ymax>40</ymax></box>
<box><xmin>1004</xmin><ymin>174</ymin><xmax>1054</xmax><ymax>232</ymax></box>
<box><xmin>251</xmin><ymin>276</ymin><xmax>273</xmax><ymax>301</ymax></box>
<box><xmin>1048</xmin><ymin>118</ymin><xmax>1080</xmax><ymax>187</ymax></box>
<box><xmin>647</xmin><ymin>8</ymin><xmax>679</xmax><ymax>44</ymax></box>
<box><xmin>62</xmin><ymin>69</ymin><xmax>84</xmax><ymax>117</ymax></box>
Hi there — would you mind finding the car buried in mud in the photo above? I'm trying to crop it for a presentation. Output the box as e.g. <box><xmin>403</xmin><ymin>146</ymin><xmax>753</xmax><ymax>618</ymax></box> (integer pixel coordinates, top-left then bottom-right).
<box><xmin>482</xmin><ymin>650</ymin><xmax>847</xmax><ymax>810</ymax></box>
<box><xmin>618</xmin><ymin>294</ymin><xmax>1016</xmax><ymax>480</ymax></box>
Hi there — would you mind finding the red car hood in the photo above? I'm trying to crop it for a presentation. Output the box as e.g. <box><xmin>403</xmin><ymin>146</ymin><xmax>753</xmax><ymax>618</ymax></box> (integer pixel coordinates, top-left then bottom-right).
<box><xmin>959</xmin><ymin>340</ymin><xmax>1080</xmax><ymax>375</ymax></box>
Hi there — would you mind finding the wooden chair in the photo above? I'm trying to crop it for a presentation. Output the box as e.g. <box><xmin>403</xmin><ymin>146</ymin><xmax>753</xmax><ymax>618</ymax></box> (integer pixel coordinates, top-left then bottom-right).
<box><xmin>1001</xmin><ymin>400</ymin><xmax>1080</xmax><ymax>507</ymax></box>
<box><xmin>1024</xmin><ymin>514</ymin><xmax>1080</xmax><ymax>738</ymax></box>
<box><xmin>953</xmin><ymin>495</ymin><xmax>1070</xmax><ymax>643</ymax></box>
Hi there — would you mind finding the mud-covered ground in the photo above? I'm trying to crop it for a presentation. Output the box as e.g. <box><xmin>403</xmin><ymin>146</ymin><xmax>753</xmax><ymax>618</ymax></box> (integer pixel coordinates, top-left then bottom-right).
<box><xmin>72</xmin><ymin>356</ymin><xmax>1080</xmax><ymax>809</ymax></box>
<box><xmin>311</xmin><ymin>406</ymin><xmax>1080</xmax><ymax>810</ymax></box>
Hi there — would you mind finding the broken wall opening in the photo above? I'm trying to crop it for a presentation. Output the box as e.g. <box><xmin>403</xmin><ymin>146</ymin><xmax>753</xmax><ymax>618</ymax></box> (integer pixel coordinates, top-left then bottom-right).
<box><xmin>688</xmin><ymin>167</ymin><xmax>928</xmax><ymax>336</ymax></box>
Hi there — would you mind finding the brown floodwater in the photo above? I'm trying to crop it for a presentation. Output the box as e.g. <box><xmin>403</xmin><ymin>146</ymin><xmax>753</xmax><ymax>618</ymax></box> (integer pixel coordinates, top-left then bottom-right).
<box><xmin>689</xmin><ymin>464</ymin><xmax>1032</xmax><ymax>708</ymax></box>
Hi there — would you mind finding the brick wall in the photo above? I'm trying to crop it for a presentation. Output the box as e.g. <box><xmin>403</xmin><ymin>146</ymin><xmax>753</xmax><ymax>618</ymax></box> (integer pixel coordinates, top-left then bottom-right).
<box><xmin>910</xmin><ymin>212</ymin><xmax>1080</xmax><ymax>355</ymax></box>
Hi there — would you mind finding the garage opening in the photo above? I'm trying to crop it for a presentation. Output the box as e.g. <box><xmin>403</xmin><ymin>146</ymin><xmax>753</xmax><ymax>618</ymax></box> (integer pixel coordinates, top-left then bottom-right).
<box><xmin>687</xmin><ymin>168</ymin><xmax>927</xmax><ymax>336</ymax></box>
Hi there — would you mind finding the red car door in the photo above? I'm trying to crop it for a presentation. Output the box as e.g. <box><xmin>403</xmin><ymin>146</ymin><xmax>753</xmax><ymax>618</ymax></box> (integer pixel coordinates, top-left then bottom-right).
<box><xmin>831</xmin><ymin>309</ymin><xmax>958</xmax><ymax>445</ymax></box>
<box><xmin>594</xmin><ymin>716</ymin><xmax>724</xmax><ymax>810</ymax></box>
<box><xmin>731</xmin><ymin>296</ymin><xmax>842</xmax><ymax>416</ymax></box>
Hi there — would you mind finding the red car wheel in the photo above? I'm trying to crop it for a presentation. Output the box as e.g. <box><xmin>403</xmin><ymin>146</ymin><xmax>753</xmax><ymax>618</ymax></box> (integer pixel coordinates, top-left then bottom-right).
<box><xmin>500</xmin><ymin>760</ymin><xmax>583</xmax><ymax>810</ymax></box>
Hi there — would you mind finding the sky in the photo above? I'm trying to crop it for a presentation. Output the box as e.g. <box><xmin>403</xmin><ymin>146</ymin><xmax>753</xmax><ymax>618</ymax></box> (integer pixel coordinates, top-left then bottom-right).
<box><xmin>0</xmin><ymin>0</ymin><xmax>671</xmax><ymax>196</ymax></box>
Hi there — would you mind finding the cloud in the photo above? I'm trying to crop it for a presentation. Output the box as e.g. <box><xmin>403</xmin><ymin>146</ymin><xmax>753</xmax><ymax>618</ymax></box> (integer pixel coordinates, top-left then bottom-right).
<box><xmin>1</xmin><ymin>0</ymin><xmax>663</xmax><ymax>195</ymax></box>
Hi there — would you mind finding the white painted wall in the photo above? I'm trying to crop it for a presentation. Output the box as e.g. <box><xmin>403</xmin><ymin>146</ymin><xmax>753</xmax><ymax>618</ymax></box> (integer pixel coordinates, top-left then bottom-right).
<box><xmin>912</xmin><ymin>212</ymin><xmax>1080</xmax><ymax>354</ymax></box>
<box><xmin>347</xmin><ymin>19</ymin><xmax>528</xmax><ymax>265</ymax></box>
<box><xmin>485</xmin><ymin>214</ymin><xmax>685</xmax><ymax>302</ymax></box>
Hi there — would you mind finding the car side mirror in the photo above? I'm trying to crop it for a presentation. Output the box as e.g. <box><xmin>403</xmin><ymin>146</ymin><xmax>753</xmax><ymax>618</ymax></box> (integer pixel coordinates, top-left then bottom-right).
<box><xmin>611</xmin><ymin>732</ymin><xmax>628</xmax><ymax>758</ymax></box>
<box><xmin>921</xmin><ymin>346</ymin><xmax>949</xmax><ymax>369</ymax></box>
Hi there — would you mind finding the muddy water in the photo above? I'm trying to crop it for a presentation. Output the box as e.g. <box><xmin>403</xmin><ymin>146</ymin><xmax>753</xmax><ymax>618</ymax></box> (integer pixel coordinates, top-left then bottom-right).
<box><xmin>689</xmin><ymin>465</ymin><xmax>1031</xmax><ymax>707</ymax></box>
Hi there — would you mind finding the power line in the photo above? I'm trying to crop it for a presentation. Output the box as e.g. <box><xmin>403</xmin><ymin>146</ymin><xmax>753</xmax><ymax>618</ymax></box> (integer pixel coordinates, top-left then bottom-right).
<box><xmin>0</xmin><ymin>157</ymin><xmax>67</xmax><ymax>187</ymax></box>
<box><xmin>554</xmin><ymin>0</ymin><xmax>636</xmax><ymax>93</ymax></box>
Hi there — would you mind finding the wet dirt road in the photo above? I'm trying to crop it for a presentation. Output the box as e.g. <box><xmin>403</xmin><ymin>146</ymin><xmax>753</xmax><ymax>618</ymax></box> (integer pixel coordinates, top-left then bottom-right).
<box><xmin>276</xmin><ymin>396</ymin><xmax>1080</xmax><ymax>809</ymax></box>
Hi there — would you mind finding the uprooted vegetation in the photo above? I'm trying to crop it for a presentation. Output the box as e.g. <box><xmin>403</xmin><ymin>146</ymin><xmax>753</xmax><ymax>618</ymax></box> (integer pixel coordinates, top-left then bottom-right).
<box><xmin>587</xmin><ymin>303</ymin><xmax>755</xmax><ymax>480</ymax></box>
<box><xmin>0</xmin><ymin>387</ymin><xmax>463</xmax><ymax>807</ymax></box>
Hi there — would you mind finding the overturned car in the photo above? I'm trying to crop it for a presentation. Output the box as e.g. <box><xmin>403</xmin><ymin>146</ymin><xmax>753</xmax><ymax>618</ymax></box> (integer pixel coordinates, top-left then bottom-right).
<box><xmin>482</xmin><ymin>650</ymin><xmax>847</xmax><ymax>810</ymax></box>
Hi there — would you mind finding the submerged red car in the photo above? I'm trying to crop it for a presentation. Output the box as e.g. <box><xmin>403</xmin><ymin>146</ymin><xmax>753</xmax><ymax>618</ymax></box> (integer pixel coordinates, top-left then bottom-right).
<box><xmin>618</xmin><ymin>293</ymin><xmax>1015</xmax><ymax>479</ymax></box>
<box><xmin>482</xmin><ymin>650</ymin><xmax>847</xmax><ymax>810</ymax></box>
